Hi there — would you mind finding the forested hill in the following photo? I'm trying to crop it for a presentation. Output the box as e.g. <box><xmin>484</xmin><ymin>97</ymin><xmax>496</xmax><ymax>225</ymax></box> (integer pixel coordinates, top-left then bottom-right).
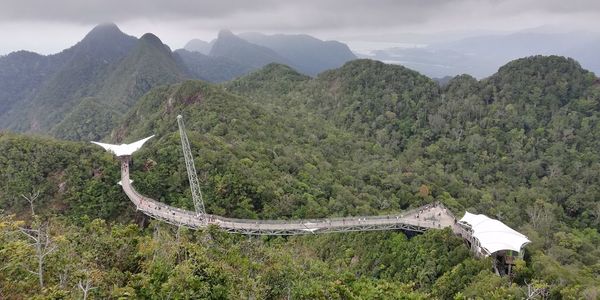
<box><xmin>1</xmin><ymin>55</ymin><xmax>599</xmax><ymax>298</ymax></box>
<box><xmin>0</xmin><ymin>24</ymin><xmax>187</xmax><ymax>141</ymax></box>
<box><xmin>228</xmin><ymin>56</ymin><xmax>600</xmax><ymax>227</ymax></box>
<box><xmin>0</xmin><ymin>24</ymin><xmax>358</xmax><ymax>142</ymax></box>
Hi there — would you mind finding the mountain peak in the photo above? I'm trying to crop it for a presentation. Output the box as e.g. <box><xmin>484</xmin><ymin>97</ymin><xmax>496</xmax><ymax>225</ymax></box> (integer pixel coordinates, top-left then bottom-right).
<box><xmin>210</xmin><ymin>30</ymin><xmax>289</xmax><ymax>69</ymax></box>
<box><xmin>93</xmin><ymin>22</ymin><xmax>119</xmax><ymax>30</ymax></box>
<box><xmin>319</xmin><ymin>59</ymin><xmax>436</xmax><ymax>94</ymax></box>
<box><xmin>140</xmin><ymin>33</ymin><xmax>162</xmax><ymax>43</ymax></box>
<box><xmin>139</xmin><ymin>33</ymin><xmax>171</xmax><ymax>52</ymax></box>
<box><xmin>218</xmin><ymin>29</ymin><xmax>236</xmax><ymax>38</ymax></box>
<box><xmin>183</xmin><ymin>39</ymin><xmax>212</xmax><ymax>54</ymax></box>
<box><xmin>488</xmin><ymin>55</ymin><xmax>595</xmax><ymax>105</ymax></box>
<box><xmin>77</xmin><ymin>23</ymin><xmax>135</xmax><ymax>56</ymax></box>
<box><xmin>496</xmin><ymin>55</ymin><xmax>585</xmax><ymax>75</ymax></box>
<box><xmin>235</xmin><ymin>63</ymin><xmax>309</xmax><ymax>84</ymax></box>
<box><xmin>84</xmin><ymin>22</ymin><xmax>124</xmax><ymax>40</ymax></box>
<box><xmin>61</xmin><ymin>22</ymin><xmax>136</xmax><ymax>63</ymax></box>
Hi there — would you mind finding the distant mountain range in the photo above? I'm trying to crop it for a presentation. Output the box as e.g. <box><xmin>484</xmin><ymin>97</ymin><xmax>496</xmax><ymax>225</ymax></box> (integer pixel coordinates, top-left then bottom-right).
<box><xmin>3</xmin><ymin>22</ymin><xmax>598</xmax><ymax>143</ymax></box>
<box><xmin>361</xmin><ymin>31</ymin><xmax>600</xmax><ymax>78</ymax></box>
<box><xmin>182</xmin><ymin>29</ymin><xmax>356</xmax><ymax>77</ymax></box>
<box><xmin>0</xmin><ymin>23</ymin><xmax>356</xmax><ymax>140</ymax></box>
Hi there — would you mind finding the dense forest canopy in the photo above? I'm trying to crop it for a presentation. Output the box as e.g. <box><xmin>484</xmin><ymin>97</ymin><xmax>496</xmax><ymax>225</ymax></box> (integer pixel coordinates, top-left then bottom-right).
<box><xmin>1</xmin><ymin>56</ymin><xmax>600</xmax><ymax>298</ymax></box>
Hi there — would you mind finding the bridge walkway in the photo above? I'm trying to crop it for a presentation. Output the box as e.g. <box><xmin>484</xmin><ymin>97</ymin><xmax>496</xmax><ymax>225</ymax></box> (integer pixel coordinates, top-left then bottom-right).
<box><xmin>120</xmin><ymin>157</ymin><xmax>456</xmax><ymax>235</ymax></box>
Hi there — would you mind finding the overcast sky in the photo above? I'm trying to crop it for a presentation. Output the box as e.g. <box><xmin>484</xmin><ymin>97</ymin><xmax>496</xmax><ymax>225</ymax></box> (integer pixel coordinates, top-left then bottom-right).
<box><xmin>1</xmin><ymin>0</ymin><xmax>600</xmax><ymax>55</ymax></box>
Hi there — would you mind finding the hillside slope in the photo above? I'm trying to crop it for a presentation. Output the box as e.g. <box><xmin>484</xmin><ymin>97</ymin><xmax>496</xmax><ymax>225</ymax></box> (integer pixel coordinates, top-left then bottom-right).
<box><xmin>0</xmin><ymin>51</ymin><xmax>66</xmax><ymax>116</ymax></box>
<box><xmin>0</xmin><ymin>23</ymin><xmax>137</xmax><ymax>133</ymax></box>
<box><xmin>0</xmin><ymin>24</ymin><xmax>191</xmax><ymax>141</ymax></box>
<box><xmin>112</xmin><ymin>80</ymin><xmax>423</xmax><ymax>218</ymax></box>
<box><xmin>0</xmin><ymin>132</ymin><xmax>131</xmax><ymax>220</ymax></box>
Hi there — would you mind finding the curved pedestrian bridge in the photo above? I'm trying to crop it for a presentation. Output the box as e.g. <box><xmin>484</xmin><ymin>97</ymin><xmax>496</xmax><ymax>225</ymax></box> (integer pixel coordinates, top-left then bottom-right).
<box><xmin>119</xmin><ymin>157</ymin><xmax>456</xmax><ymax>235</ymax></box>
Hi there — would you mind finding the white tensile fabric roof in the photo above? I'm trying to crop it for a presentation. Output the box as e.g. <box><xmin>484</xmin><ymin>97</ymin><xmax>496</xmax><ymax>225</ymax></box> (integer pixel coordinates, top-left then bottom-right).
<box><xmin>91</xmin><ymin>135</ymin><xmax>154</xmax><ymax>157</ymax></box>
<box><xmin>460</xmin><ymin>211</ymin><xmax>530</xmax><ymax>254</ymax></box>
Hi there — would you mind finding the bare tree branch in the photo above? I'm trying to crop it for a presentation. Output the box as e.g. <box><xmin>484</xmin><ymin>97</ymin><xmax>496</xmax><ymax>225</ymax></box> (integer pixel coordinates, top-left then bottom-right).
<box><xmin>21</xmin><ymin>190</ymin><xmax>40</xmax><ymax>216</ymax></box>
<box><xmin>77</xmin><ymin>275</ymin><xmax>96</xmax><ymax>300</ymax></box>
<box><xmin>17</xmin><ymin>221</ymin><xmax>56</xmax><ymax>289</ymax></box>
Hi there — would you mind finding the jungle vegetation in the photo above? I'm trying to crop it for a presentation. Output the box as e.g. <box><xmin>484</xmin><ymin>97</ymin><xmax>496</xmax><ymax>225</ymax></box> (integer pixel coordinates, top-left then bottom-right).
<box><xmin>1</xmin><ymin>56</ymin><xmax>600</xmax><ymax>299</ymax></box>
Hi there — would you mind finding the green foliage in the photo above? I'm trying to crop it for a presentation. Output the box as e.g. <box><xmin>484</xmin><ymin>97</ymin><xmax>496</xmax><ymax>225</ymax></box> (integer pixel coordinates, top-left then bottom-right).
<box><xmin>115</xmin><ymin>79</ymin><xmax>427</xmax><ymax>218</ymax></box>
<box><xmin>225</xmin><ymin>56</ymin><xmax>600</xmax><ymax>297</ymax></box>
<box><xmin>0</xmin><ymin>216</ymin><xmax>466</xmax><ymax>299</ymax></box>
<box><xmin>51</xmin><ymin>97</ymin><xmax>120</xmax><ymax>141</ymax></box>
<box><xmin>0</xmin><ymin>133</ymin><xmax>131</xmax><ymax>220</ymax></box>
<box><xmin>2</xmin><ymin>55</ymin><xmax>600</xmax><ymax>298</ymax></box>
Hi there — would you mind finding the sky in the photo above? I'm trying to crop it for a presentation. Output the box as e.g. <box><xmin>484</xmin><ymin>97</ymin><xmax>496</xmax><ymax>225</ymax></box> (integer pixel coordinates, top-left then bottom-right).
<box><xmin>1</xmin><ymin>0</ymin><xmax>600</xmax><ymax>55</ymax></box>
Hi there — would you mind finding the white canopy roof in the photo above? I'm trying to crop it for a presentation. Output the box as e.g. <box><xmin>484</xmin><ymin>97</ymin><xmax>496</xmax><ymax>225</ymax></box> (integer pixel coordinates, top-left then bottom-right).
<box><xmin>460</xmin><ymin>211</ymin><xmax>530</xmax><ymax>254</ymax></box>
<box><xmin>91</xmin><ymin>135</ymin><xmax>154</xmax><ymax>157</ymax></box>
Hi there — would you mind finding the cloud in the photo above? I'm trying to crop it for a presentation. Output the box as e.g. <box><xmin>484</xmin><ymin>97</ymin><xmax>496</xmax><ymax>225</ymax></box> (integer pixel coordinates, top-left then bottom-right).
<box><xmin>2</xmin><ymin>0</ymin><xmax>281</xmax><ymax>23</ymax></box>
<box><xmin>1</xmin><ymin>0</ymin><xmax>600</xmax><ymax>54</ymax></box>
<box><xmin>3</xmin><ymin>0</ymin><xmax>599</xmax><ymax>29</ymax></box>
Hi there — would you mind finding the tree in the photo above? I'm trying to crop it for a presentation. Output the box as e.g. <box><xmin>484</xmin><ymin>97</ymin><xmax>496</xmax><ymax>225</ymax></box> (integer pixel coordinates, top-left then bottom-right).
<box><xmin>77</xmin><ymin>275</ymin><xmax>96</xmax><ymax>300</ymax></box>
<box><xmin>526</xmin><ymin>199</ymin><xmax>555</xmax><ymax>243</ymax></box>
<box><xmin>525</xmin><ymin>279</ymin><xmax>550</xmax><ymax>300</ymax></box>
<box><xmin>18</xmin><ymin>220</ymin><xmax>58</xmax><ymax>289</ymax></box>
<box><xmin>21</xmin><ymin>190</ymin><xmax>40</xmax><ymax>216</ymax></box>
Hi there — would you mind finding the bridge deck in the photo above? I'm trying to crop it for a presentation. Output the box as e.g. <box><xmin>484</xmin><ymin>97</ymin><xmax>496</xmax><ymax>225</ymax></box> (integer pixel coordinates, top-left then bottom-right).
<box><xmin>120</xmin><ymin>158</ymin><xmax>456</xmax><ymax>235</ymax></box>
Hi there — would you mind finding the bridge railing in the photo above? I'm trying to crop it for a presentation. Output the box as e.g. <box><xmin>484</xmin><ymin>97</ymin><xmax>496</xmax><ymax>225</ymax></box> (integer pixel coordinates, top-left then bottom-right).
<box><xmin>123</xmin><ymin>177</ymin><xmax>197</xmax><ymax>217</ymax></box>
<box><xmin>209</xmin><ymin>203</ymin><xmax>431</xmax><ymax>225</ymax></box>
<box><xmin>131</xmin><ymin>187</ymin><xmax>434</xmax><ymax>226</ymax></box>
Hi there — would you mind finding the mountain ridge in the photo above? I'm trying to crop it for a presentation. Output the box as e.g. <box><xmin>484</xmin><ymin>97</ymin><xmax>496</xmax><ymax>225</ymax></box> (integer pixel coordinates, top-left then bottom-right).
<box><xmin>0</xmin><ymin>24</ymin><xmax>187</xmax><ymax>141</ymax></box>
<box><xmin>183</xmin><ymin>30</ymin><xmax>357</xmax><ymax>78</ymax></box>
<box><xmin>209</xmin><ymin>29</ymin><xmax>291</xmax><ymax>68</ymax></box>
<box><xmin>0</xmin><ymin>24</ymin><xmax>360</xmax><ymax>139</ymax></box>
<box><xmin>238</xmin><ymin>32</ymin><xmax>357</xmax><ymax>76</ymax></box>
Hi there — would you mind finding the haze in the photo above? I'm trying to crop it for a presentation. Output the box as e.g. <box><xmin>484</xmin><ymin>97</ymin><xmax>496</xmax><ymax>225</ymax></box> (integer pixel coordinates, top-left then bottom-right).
<box><xmin>1</xmin><ymin>0</ymin><xmax>599</xmax><ymax>78</ymax></box>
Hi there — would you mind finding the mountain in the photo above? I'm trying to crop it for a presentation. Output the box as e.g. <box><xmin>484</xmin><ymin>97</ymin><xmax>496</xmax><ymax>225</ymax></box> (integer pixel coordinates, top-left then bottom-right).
<box><xmin>239</xmin><ymin>32</ymin><xmax>356</xmax><ymax>76</ymax></box>
<box><xmin>294</xmin><ymin>59</ymin><xmax>440</xmax><ymax>151</ymax></box>
<box><xmin>0</xmin><ymin>24</ymin><xmax>359</xmax><ymax>136</ymax></box>
<box><xmin>51</xmin><ymin>33</ymin><xmax>187</xmax><ymax>141</ymax></box>
<box><xmin>209</xmin><ymin>29</ymin><xmax>290</xmax><ymax>69</ymax></box>
<box><xmin>96</xmin><ymin>33</ymin><xmax>187</xmax><ymax>111</ymax></box>
<box><xmin>111</xmin><ymin>79</ymin><xmax>408</xmax><ymax>218</ymax></box>
<box><xmin>0</xmin><ymin>24</ymin><xmax>190</xmax><ymax>141</ymax></box>
<box><xmin>183</xmin><ymin>38</ymin><xmax>213</xmax><ymax>54</ymax></box>
<box><xmin>174</xmin><ymin>30</ymin><xmax>295</xmax><ymax>83</ymax></box>
<box><xmin>0</xmin><ymin>23</ymin><xmax>138</xmax><ymax>133</ymax></box>
<box><xmin>226</xmin><ymin>55</ymin><xmax>600</xmax><ymax>223</ymax></box>
<box><xmin>179</xmin><ymin>31</ymin><xmax>357</xmax><ymax>80</ymax></box>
